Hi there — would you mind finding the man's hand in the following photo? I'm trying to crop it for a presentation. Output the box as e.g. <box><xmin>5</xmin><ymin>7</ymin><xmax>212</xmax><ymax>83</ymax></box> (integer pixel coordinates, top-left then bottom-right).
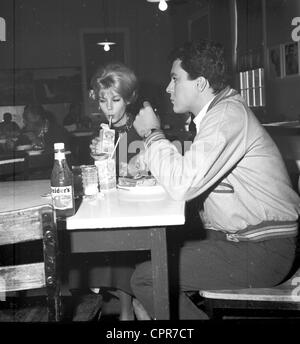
<box><xmin>128</xmin><ymin>152</ymin><xmax>148</xmax><ymax>177</ymax></box>
<box><xmin>133</xmin><ymin>101</ymin><xmax>161</xmax><ymax>138</ymax></box>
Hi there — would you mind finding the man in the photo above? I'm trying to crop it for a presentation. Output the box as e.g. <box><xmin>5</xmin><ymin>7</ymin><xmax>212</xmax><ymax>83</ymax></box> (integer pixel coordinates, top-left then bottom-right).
<box><xmin>131</xmin><ymin>41</ymin><xmax>300</xmax><ymax>319</ymax></box>
<box><xmin>17</xmin><ymin>104</ymin><xmax>70</xmax><ymax>152</ymax></box>
<box><xmin>0</xmin><ymin>112</ymin><xmax>20</xmax><ymax>136</ymax></box>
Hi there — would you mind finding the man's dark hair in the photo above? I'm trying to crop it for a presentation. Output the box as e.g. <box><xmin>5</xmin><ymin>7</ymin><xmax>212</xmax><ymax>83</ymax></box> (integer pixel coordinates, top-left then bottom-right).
<box><xmin>3</xmin><ymin>112</ymin><xmax>12</xmax><ymax>121</ymax></box>
<box><xmin>170</xmin><ymin>40</ymin><xmax>228</xmax><ymax>94</ymax></box>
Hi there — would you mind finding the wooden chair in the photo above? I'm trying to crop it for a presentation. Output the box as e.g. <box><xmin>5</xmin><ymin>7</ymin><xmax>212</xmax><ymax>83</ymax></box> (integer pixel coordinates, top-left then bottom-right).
<box><xmin>0</xmin><ymin>204</ymin><xmax>62</xmax><ymax>322</ymax></box>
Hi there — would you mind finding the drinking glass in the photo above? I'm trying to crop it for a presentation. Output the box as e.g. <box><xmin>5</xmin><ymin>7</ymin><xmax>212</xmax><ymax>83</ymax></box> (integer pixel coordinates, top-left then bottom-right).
<box><xmin>95</xmin><ymin>156</ymin><xmax>116</xmax><ymax>191</ymax></box>
<box><xmin>81</xmin><ymin>165</ymin><xmax>99</xmax><ymax>197</ymax></box>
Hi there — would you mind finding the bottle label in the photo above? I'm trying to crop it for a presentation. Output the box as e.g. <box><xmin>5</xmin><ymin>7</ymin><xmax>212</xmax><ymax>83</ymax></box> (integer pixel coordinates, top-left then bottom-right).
<box><xmin>54</xmin><ymin>151</ymin><xmax>65</xmax><ymax>161</ymax></box>
<box><xmin>51</xmin><ymin>186</ymin><xmax>73</xmax><ymax>210</ymax></box>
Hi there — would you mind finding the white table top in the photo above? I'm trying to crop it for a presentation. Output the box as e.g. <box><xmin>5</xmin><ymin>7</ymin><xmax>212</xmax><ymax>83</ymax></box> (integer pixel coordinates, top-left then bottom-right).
<box><xmin>71</xmin><ymin>131</ymin><xmax>94</xmax><ymax>137</ymax></box>
<box><xmin>0</xmin><ymin>180</ymin><xmax>186</xmax><ymax>229</ymax></box>
<box><xmin>0</xmin><ymin>179</ymin><xmax>51</xmax><ymax>212</ymax></box>
<box><xmin>67</xmin><ymin>188</ymin><xmax>185</xmax><ymax>230</ymax></box>
<box><xmin>0</xmin><ymin>157</ymin><xmax>25</xmax><ymax>165</ymax></box>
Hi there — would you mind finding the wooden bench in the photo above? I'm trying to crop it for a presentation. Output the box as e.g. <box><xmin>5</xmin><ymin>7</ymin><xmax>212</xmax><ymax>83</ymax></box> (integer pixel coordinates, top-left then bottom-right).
<box><xmin>199</xmin><ymin>266</ymin><xmax>300</xmax><ymax>319</ymax></box>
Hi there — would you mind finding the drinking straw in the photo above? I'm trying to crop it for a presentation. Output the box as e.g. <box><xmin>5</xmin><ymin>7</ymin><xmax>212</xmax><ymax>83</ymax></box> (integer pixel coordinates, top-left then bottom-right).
<box><xmin>110</xmin><ymin>135</ymin><xmax>121</xmax><ymax>159</ymax></box>
<box><xmin>109</xmin><ymin>115</ymin><xmax>112</xmax><ymax>128</ymax></box>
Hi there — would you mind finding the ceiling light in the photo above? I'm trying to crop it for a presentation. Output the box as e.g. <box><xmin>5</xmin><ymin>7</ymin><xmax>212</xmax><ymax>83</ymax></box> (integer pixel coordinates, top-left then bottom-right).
<box><xmin>97</xmin><ymin>41</ymin><xmax>116</xmax><ymax>52</ymax></box>
<box><xmin>158</xmin><ymin>0</ymin><xmax>168</xmax><ymax>11</ymax></box>
<box><xmin>97</xmin><ymin>0</ymin><xmax>116</xmax><ymax>51</ymax></box>
<box><xmin>147</xmin><ymin>0</ymin><xmax>169</xmax><ymax>12</ymax></box>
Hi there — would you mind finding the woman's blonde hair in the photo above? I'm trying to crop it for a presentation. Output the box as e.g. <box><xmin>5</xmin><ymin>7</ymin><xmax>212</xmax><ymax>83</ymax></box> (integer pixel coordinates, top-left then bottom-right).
<box><xmin>90</xmin><ymin>62</ymin><xmax>138</xmax><ymax>104</ymax></box>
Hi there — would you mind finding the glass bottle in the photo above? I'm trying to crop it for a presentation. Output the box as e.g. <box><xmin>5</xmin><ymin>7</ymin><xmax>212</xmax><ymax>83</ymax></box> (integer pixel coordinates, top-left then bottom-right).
<box><xmin>50</xmin><ymin>142</ymin><xmax>75</xmax><ymax>219</ymax></box>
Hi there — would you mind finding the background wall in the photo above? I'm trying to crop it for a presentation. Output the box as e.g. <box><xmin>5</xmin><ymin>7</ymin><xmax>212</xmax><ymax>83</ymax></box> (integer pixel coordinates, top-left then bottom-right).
<box><xmin>0</xmin><ymin>0</ymin><xmax>234</xmax><ymax>127</ymax></box>
<box><xmin>265</xmin><ymin>0</ymin><xmax>300</xmax><ymax>121</ymax></box>
<box><xmin>0</xmin><ymin>0</ymin><xmax>299</xmax><ymax>125</ymax></box>
<box><xmin>0</xmin><ymin>0</ymin><xmax>174</xmax><ymax>121</ymax></box>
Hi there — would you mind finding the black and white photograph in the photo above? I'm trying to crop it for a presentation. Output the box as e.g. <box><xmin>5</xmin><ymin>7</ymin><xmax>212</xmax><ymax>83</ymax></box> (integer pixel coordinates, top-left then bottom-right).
<box><xmin>0</xmin><ymin>0</ymin><xmax>300</xmax><ymax>335</ymax></box>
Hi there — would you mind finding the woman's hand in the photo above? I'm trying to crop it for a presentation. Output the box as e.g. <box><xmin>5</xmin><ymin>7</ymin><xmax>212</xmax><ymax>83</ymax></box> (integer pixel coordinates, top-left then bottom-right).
<box><xmin>89</xmin><ymin>137</ymin><xmax>101</xmax><ymax>156</ymax></box>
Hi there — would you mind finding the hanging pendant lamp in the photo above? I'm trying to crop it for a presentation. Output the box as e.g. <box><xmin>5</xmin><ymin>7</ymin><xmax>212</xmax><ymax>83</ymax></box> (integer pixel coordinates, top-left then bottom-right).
<box><xmin>97</xmin><ymin>0</ymin><xmax>116</xmax><ymax>52</ymax></box>
<box><xmin>147</xmin><ymin>0</ymin><xmax>169</xmax><ymax>12</ymax></box>
<box><xmin>97</xmin><ymin>40</ymin><xmax>116</xmax><ymax>52</ymax></box>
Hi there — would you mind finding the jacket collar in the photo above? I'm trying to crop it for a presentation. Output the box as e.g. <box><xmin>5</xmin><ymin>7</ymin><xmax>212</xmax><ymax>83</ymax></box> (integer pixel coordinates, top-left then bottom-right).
<box><xmin>207</xmin><ymin>86</ymin><xmax>238</xmax><ymax>113</ymax></box>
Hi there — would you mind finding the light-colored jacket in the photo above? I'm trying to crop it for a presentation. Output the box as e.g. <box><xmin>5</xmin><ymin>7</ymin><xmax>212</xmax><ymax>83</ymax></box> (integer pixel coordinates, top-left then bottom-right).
<box><xmin>144</xmin><ymin>87</ymin><xmax>300</xmax><ymax>242</ymax></box>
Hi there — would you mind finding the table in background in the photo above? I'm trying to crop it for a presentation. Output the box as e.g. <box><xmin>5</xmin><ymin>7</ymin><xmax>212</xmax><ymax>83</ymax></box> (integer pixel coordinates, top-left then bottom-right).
<box><xmin>0</xmin><ymin>179</ymin><xmax>50</xmax><ymax>212</ymax></box>
<box><xmin>0</xmin><ymin>152</ymin><xmax>27</xmax><ymax>180</ymax></box>
<box><xmin>0</xmin><ymin>150</ymin><xmax>72</xmax><ymax>181</ymax></box>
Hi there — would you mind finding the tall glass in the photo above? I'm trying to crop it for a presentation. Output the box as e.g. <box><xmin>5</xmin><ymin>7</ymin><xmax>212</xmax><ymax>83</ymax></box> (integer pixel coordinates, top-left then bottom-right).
<box><xmin>95</xmin><ymin>155</ymin><xmax>116</xmax><ymax>191</ymax></box>
<box><xmin>81</xmin><ymin>165</ymin><xmax>99</xmax><ymax>197</ymax></box>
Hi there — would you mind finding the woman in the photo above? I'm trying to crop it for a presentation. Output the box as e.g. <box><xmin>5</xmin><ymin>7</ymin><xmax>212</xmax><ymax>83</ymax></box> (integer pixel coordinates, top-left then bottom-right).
<box><xmin>71</xmin><ymin>62</ymin><xmax>146</xmax><ymax>321</ymax></box>
<box><xmin>89</xmin><ymin>63</ymin><xmax>143</xmax><ymax>176</ymax></box>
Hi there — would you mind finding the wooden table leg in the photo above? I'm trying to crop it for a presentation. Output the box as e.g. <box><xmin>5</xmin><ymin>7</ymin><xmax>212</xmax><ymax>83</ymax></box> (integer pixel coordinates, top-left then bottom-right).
<box><xmin>67</xmin><ymin>227</ymin><xmax>172</xmax><ymax>320</ymax></box>
<box><xmin>150</xmin><ymin>227</ymin><xmax>170</xmax><ymax>320</ymax></box>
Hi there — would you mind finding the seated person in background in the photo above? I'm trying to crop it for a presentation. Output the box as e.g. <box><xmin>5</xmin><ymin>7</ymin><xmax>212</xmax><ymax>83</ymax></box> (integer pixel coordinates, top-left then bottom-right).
<box><xmin>17</xmin><ymin>104</ymin><xmax>70</xmax><ymax>151</ymax></box>
<box><xmin>0</xmin><ymin>112</ymin><xmax>20</xmax><ymax>138</ymax></box>
<box><xmin>64</xmin><ymin>102</ymin><xmax>92</xmax><ymax>133</ymax></box>
<box><xmin>63</xmin><ymin>102</ymin><xmax>81</xmax><ymax>132</ymax></box>
<box><xmin>43</xmin><ymin>109</ymin><xmax>57</xmax><ymax>125</ymax></box>
<box><xmin>131</xmin><ymin>40</ymin><xmax>300</xmax><ymax>319</ymax></box>
<box><xmin>69</xmin><ymin>62</ymin><xmax>146</xmax><ymax>321</ymax></box>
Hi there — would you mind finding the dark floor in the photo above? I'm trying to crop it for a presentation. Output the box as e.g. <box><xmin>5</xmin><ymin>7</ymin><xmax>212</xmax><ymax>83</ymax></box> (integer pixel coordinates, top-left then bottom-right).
<box><xmin>0</xmin><ymin>290</ymin><xmax>122</xmax><ymax>322</ymax></box>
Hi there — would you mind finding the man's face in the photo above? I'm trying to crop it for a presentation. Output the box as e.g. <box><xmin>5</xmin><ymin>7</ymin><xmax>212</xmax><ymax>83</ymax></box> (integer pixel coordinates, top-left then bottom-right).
<box><xmin>166</xmin><ymin>59</ymin><xmax>198</xmax><ymax>114</ymax></box>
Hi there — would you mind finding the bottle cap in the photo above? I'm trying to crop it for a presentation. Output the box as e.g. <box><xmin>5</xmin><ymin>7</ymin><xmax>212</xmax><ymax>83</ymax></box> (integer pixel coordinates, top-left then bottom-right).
<box><xmin>54</xmin><ymin>142</ymin><xmax>64</xmax><ymax>150</ymax></box>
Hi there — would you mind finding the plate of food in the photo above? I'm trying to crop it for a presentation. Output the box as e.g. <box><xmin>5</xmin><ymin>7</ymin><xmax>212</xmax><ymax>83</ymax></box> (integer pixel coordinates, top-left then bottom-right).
<box><xmin>117</xmin><ymin>175</ymin><xmax>166</xmax><ymax>199</ymax></box>
<box><xmin>118</xmin><ymin>175</ymin><xmax>157</xmax><ymax>187</ymax></box>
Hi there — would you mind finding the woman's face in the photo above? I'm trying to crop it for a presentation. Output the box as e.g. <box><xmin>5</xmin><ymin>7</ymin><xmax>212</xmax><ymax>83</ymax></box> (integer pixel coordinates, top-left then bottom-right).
<box><xmin>98</xmin><ymin>88</ymin><xmax>127</xmax><ymax>124</ymax></box>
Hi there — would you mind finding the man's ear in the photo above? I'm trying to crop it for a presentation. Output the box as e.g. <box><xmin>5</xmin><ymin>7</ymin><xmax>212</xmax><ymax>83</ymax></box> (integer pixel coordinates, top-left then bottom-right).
<box><xmin>196</xmin><ymin>77</ymin><xmax>208</xmax><ymax>92</ymax></box>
